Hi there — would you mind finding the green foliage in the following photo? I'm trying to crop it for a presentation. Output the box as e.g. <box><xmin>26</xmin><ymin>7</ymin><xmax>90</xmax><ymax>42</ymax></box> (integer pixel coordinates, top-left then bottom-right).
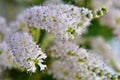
<box><xmin>79</xmin><ymin>19</ymin><xmax>114</xmax><ymax>49</ymax></box>
<box><xmin>7</xmin><ymin>67</ymin><xmax>56</xmax><ymax>80</ymax></box>
<box><xmin>30</xmin><ymin>27</ymin><xmax>54</xmax><ymax>50</ymax></box>
<box><xmin>19</xmin><ymin>0</ymin><xmax>45</xmax><ymax>6</ymax></box>
<box><xmin>62</xmin><ymin>0</ymin><xmax>76</xmax><ymax>4</ymax></box>
<box><xmin>62</xmin><ymin>0</ymin><xmax>92</xmax><ymax>8</ymax></box>
<box><xmin>2</xmin><ymin>0</ymin><xmax>45</xmax><ymax>7</ymax></box>
<box><xmin>83</xmin><ymin>19</ymin><xmax>114</xmax><ymax>40</ymax></box>
<box><xmin>7</xmin><ymin>69</ymin><xmax>30</xmax><ymax>80</ymax></box>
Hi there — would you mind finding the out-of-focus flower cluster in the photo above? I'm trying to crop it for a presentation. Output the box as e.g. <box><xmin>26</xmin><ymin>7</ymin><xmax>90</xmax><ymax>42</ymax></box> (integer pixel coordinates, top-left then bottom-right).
<box><xmin>0</xmin><ymin>0</ymin><xmax>120</xmax><ymax>80</ymax></box>
<box><xmin>0</xmin><ymin>15</ymin><xmax>47</xmax><ymax>73</ymax></box>
<box><xmin>49</xmin><ymin>41</ymin><xmax>116</xmax><ymax>80</ymax></box>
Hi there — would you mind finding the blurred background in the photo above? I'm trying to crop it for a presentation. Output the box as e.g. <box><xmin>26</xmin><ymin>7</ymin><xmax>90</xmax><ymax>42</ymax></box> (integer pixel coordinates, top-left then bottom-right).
<box><xmin>0</xmin><ymin>0</ymin><xmax>120</xmax><ymax>80</ymax></box>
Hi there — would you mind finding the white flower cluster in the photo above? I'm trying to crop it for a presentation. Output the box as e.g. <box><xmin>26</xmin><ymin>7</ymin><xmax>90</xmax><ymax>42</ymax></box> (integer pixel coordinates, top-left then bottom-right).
<box><xmin>0</xmin><ymin>17</ymin><xmax>16</xmax><ymax>80</ymax></box>
<box><xmin>0</xmin><ymin>15</ymin><xmax>47</xmax><ymax>73</ymax></box>
<box><xmin>8</xmin><ymin>32</ymin><xmax>47</xmax><ymax>72</ymax></box>
<box><xmin>1</xmin><ymin>3</ymin><xmax>116</xmax><ymax>80</ymax></box>
<box><xmin>91</xmin><ymin>37</ymin><xmax>120</xmax><ymax>71</ymax></box>
<box><xmin>0</xmin><ymin>16</ymin><xmax>27</xmax><ymax>42</ymax></box>
<box><xmin>0</xmin><ymin>42</ymin><xmax>14</xmax><ymax>70</ymax></box>
<box><xmin>0</xmin><ymin>17</ymin><xmax>15</xmax><ymax>72</ymax></box>
<box><xmin>49</xmin><ymin>41</ymin><xmax>120</xmax><ymax>80</ymax></box>
<box><xmin>24</xmin><ymin>4</ymin><xmax>107</xmax><ymax>40</ymax></box>
<box><xmin>0</xmin><ymin>17</ymin><xmax>12</xmax><ymax>41</ymax></box>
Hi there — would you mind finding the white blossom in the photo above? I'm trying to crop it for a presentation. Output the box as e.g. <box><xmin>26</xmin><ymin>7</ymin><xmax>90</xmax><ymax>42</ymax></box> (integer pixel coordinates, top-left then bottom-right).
<box><xmin>0</xmin><ymin>17</ymin><xmax>12</xmax><ymax>41</ymax></box>
<box><xmin>49</xmin><ymin>41</ymin><xmax>115</xmax><ymax>80</ymax></box>
<box><xmin>0</xmin><ymin>16</ymin><xmax>27</xmax><ymax>42</ymax></box>
<box><xmin>24</xmin><ymin>4</ymin><xmax>107</xmax><ymax>40</ymax></box>
<box><xmin>8</xmin><ymin>31</ymin><xmax>47</xmax><ymax>72</ymax></box>
<box><xmin>0</xmin><ymin>41</ymin><xmax>14</xmax><ymax>70</ymax></box>
<box><xmin>0</xmin><ymin>41</ymin><xmax>15</xmax><ymax>78</ymax></box>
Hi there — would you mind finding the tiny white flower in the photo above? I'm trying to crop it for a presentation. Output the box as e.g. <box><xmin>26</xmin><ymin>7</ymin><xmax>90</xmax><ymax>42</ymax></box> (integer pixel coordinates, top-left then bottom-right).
<box><xmin>8</xmin><ymin>31</ymin><xmax>47</xmax><ymax>72</ymax></box>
